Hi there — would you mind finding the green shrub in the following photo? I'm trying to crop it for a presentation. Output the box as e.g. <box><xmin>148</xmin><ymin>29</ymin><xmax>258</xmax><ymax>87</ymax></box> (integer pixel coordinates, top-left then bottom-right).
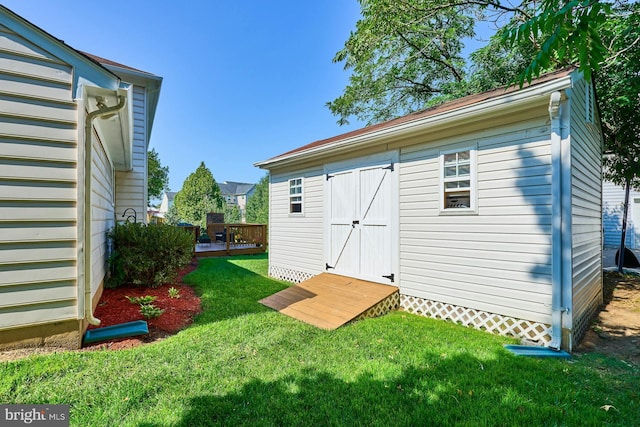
<box><xmin>126</xmin><ymin>295</ymin><xmax>157</xmax><ymax>305</ymax></box>
<box><xmin>139</xmin><ymin>304</ymin><xmax>164</xmax><ymax>319</ymax></box>
<box><xmin>168</xmin><ymin>287</ymin><xmax>181</xmax><ymax>299</ymax></box>
<box><xmin>107</xmin><ymin>222</ymin><xmax>194</xmax><ymax>288</ymax></box>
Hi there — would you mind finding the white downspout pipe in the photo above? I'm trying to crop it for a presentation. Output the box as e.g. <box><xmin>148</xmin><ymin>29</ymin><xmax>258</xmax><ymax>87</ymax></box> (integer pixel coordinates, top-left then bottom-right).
<box><xmin>549</xmin><ymin>91</ymin><xmax>568</xmax><ymax>350</ymax></box>
<box><xmin>83</xmin><ymin>95</ymin><xmax>126</xmax><ymax>325</ymax></box>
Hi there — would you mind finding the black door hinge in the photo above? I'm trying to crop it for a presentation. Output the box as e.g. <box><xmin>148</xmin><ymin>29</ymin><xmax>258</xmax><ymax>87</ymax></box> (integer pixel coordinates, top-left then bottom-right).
<box><xmin>383</xmin><ymin>163</ymin><xmax>394</xmax><ymax>172</ymax></box>
<box><xmin>326</xmin><ymin>174</ymin><xmax>334</xmax><ymax>181</ymax></box>
<box><xmin>326</xmin><ymin>263</ymin><xmax>334</xmax><ymax>270</ymax></box>
<box><xmin>382</xmin><ymin>273</ymin><xmax>395</xmax><ymax>283</ymax></box>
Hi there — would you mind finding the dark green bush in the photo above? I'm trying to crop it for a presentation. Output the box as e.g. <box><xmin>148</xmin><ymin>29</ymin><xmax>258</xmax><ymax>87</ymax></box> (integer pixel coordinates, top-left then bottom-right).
<box><xmin>107</xmin><ymin>222</ymin><xmax>194</xmax><ymax>288</ymax></box>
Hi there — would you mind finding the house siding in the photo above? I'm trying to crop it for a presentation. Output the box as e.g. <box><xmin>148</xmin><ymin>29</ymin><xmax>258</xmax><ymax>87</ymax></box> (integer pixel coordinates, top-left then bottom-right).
<box><xmin>603</xmin><ymin>180</ymin><xmax>639</xmax><ymax>248</ymax></box>
<box><xmin>90</xmin><ymin>131</ymin><xmax>114</xmax><ymax>296</ymax></box>
<box><xmin>399</xmin><ymin>115</ymin><xmax>554</xmax><ymax>324</ymax></box>
<box><xmin>0</xmin><ymin>25</ymin><xmax>78</xmax><ymax>330</ymax></box>
<box><xmin>568</xmin><ymin>77</ymin><xmax>603</xmax><ymax>343</ymax></box>
<box><xmin>269</xmin><ymin>167</ymin><xmax>325</xmax><ymax>281</ymax></box>
<box><xmin>115</xmin><ymin>85</ymin><xmax>147</xmax><ymax>222</ymax></box>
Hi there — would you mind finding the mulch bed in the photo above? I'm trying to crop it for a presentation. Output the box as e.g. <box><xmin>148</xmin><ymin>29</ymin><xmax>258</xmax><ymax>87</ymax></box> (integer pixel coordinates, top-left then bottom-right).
<box><xmin>82</xmin><ymin>259</ymin><xmax>201</xmax><ymax>351</ymax></box>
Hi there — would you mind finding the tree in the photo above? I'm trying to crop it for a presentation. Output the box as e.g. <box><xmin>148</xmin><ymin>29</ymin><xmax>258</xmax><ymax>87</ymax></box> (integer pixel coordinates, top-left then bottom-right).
<box><xmin>224</xmin><ymin>204</ymin><xmax>242</xmax><ymax>223</ymax></box>
<box><xmin>328</xmin><ymin>0</ymin><xmax>473</xmax><ymax>125</ymax></box>
<box><xmin>147</xmin><ymin>148</ymin><xmax>170</xmax><ymax>205</ymax></box>
<box><xmin>597</xmin><ymin>3</ymin><xmax>640</xmax><ymax>270</ymax></box>
<box><xmin>500</xmin><ymin>0</ymin><xmax>612</xmax><ymax>85</ymax></box>
<box><xmin>328</xmin><ymin>0</ymin><xmax>547</xmax><ymax>126</ymax></box>
<box><xmin>245</xmin><ymin>174</ymin><xmax>269</xmax><ymax>224</ymax></box>
<box><xmin>173</xmin><ymin>162</ymin><xmax>223</xmax><ymax>228</ymax></box>
<box><xmin>164</xmin><ymin>203</ymin><xmax>181</xmax><ymax>226</ymax></box>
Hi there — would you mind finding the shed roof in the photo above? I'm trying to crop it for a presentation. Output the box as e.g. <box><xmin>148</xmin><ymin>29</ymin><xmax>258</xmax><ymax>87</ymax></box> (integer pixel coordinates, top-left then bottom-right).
<box><xmin>256</xmin><ymin>68</ymin><xmax>575</xmax><ymax>169</ymax></box>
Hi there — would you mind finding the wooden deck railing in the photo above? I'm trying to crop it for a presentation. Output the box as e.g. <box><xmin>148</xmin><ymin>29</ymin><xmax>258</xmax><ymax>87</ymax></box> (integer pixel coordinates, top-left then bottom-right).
<box><xmin>198</xmin><ymin>223</ymin><xmax>267</xmax><ymax>257</ymax></box>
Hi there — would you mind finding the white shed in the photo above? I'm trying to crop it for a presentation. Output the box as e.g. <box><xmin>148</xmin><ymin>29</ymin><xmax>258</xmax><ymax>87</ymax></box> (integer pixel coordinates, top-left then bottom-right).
<box><xmin>256</xmin><ymin>69</ymin><xmax>603</xmax><ymax>351</ymax></box>
<box><xmin>0</xmin><ymin>6</ymin><xmax>162</xmax><ymax>349</ymax></box>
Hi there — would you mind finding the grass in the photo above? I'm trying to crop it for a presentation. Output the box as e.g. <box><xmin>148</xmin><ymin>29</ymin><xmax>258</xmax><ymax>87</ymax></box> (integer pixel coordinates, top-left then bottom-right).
<box><xmin>1</xmin><ymin>254</ymin><xmax>638</xmax><ymax>426</ymax></box>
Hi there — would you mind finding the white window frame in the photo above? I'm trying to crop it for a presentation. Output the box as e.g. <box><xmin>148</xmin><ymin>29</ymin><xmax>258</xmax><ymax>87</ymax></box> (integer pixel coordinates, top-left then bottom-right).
<box><xmin>439</xmin><ymin>144</ymin><xmax>478</xmax><ymax>214</ymax></box>
<box><xmin>289</xmin><ymin>177</ymin><xmax>304</xmax><ymax>215</ymax></box>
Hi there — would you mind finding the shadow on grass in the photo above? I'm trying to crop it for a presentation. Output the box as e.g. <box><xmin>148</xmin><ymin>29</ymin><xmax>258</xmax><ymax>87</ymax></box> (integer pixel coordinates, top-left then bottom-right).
<box><xmin>182</xmin><ymin>254</ymin><xmax>290</xmax><ymax>325</ymax></box>
<box><xmin>137</xmin><ymin>351</ymin><xmax>632</xmax><ymax>427</ymax></box>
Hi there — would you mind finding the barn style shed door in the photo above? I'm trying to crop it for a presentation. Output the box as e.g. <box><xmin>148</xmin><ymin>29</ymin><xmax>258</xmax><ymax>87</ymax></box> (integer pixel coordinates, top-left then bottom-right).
<box><xmin>325</xmin><ymin>152</ymin><xmax>398</xmax><ymax>285</ymax></box>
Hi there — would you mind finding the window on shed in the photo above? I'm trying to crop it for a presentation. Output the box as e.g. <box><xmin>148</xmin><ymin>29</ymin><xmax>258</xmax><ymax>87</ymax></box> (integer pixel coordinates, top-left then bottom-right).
<box><xmin>440</xmin><ymin>146</ymin><xmax>476</xmax><ymax>212</ymax></box>
<box><xmin>289</xmin><ymin>178</ymin><xmax>303</xmax><ymax>214</ymax></box>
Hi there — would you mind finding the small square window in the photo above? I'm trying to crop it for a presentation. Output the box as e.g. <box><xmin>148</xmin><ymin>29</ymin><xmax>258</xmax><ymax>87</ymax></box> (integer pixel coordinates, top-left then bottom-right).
<box><xmin>289</xmin><ymin>178</ymin><xmax>303</xmax><ymax>214</ymax></box>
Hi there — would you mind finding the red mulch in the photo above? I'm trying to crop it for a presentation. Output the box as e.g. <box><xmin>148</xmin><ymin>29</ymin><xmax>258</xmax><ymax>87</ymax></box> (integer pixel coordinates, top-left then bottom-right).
<box><xmin>82</xmin><ymin>259</ymin><xmax>201</xmax><ymax>351</ymax></box>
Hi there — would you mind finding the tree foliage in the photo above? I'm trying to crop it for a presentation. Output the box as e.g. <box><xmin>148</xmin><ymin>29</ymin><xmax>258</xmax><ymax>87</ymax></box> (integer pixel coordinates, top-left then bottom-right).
<box><xmin>245</xmin><ymin>174</ymin><xmax>269</xmax><ymax>224</ymax></box>
<box><xmin>327</xmin><ymin>0</ymin><xmax>557</xmax><ymax>125</ymax></box>
<box><xmin>501</xmin><ymin>0</ymin><xmax>611</xmax><ymax>85</ymax></box>
<box><xmin>224</xmin><ymin>204</ymin><xmax>242</xmax><ymax>223</ymax></box>
<box><xmin>328</xmin><ymin>0</ymin><xmax>475</xmax><ymax>125</ymax></box>
<box><xmin>164</xmin><ymin>203</ymin><xmax>181</xmax><ymax>226</ymax></box>
<box><xmin>147</xmin><ymin>148</ymin><xmax>170</xmax><ymax>204</ymax></box>
<box><xmin>174</xmin><ymin>162</ymin><xmax>223</xmax><ymax>228</ymax></box>
<box><xmin>599</xmin><ymin>2</ymin><xmax>640</xmax><ymax>189</ymax></box>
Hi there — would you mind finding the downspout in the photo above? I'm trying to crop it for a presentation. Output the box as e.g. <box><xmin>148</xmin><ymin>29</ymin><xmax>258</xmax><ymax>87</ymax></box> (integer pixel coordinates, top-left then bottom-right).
<box><xmin>549</xmin><ymin>91</ymin><xmax>568</xmax><ymax>350</ymax></box>
<box><xmin>83</xmin><ymin>95</ymin><xmax>126</xmax><ymax>325</ymax></box>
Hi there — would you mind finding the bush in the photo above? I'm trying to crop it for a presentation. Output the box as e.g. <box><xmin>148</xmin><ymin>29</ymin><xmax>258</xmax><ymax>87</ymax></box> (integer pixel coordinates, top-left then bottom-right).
<box><xmin>107</xmin><ymin>222</ymin><xmax>194</xmax><ymax>288</ymax></box>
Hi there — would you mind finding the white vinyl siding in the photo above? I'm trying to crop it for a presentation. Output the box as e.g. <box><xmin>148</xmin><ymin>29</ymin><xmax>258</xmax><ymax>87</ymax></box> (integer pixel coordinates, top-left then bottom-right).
<box><xmin>269</xmin><ymin>168</ymin><xmax>324</xmax><ymax>276</ymax></box>
<box><xmin>569</xmin><ymin>78</ymin><xmax>603</xmax><ymax>334</ymax></box>
<box><xmin>115</xmin><ymin>85</ymin><xmax>147</xmax><ymax>223</ymax></box>
<box><xmin>399</xmin><ymin>117</ymin><xmax>554</xmax><ymax>324</ymax></box>
<box><xmin>90</xmin><ymin>131</ymin><xmax>115</xmax><ymax>296</ymax></box>
<box><xmin>0</xmin><ymin>25</ymin><xmax>78</xmax><ymax>329</ymax></box>
<box><xmin>602</xmin><ymin>180</ymin><xmax>639</xmax><ymax>248</ymax></box>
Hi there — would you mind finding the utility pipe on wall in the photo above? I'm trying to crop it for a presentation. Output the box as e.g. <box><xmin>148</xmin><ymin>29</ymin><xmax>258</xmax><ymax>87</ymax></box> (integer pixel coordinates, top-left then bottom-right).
<box><xmin>82</xmin><ymin>95</ymin><xmax>126</xmax><ymax>326</ymax></box>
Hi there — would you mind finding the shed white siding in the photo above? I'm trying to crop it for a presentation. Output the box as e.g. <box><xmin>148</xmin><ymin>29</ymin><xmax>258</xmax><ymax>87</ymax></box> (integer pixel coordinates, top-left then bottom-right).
<box><xmin>0</xmin><ymin>25</ymin><xmax>78</xmax><ymax>329</ymax></box>
<box><xmin>115</xmin><ymin>85</ymin><xmax>147</xmax><ymax>222</ymax></box>
<box><xmin>568</xmin><ymin>78</ymin><xmax>603</xmax><ymax>341</ymax></box>
<box><xmin>269</xmin><ymin>167</ymin><xmax>325</xmax><ymax>281</ymax></box>
<box><xmin>399</xmin><ymin>116</ymin><xmax>554</xmax><ymax>324</ymax></box>
<box><xmin>602</xmin><ymin>181</ymin><xmax>639</xmax><ymax>248</ymax></box>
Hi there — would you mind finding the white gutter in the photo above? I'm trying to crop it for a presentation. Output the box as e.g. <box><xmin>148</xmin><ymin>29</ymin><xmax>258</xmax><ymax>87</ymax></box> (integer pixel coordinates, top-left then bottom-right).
<box><xmin>549</xmin><ymin>91</ymin><xmax>569</xmax><ymax>350</ymax></box>
<box><xmin>255</xmin><ymin>74</ymin><xmax>574</xmax><ymax>169</ymax></box>
<box><xmin>82</xmin><ymin>95</ymin><xmax>127</xmax><ymax>326</ymax></box>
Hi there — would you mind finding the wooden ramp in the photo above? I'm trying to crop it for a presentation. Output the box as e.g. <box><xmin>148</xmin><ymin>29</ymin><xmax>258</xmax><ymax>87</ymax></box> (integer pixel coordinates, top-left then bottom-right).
<box><xmin>259</xmin><ymin>273</ymin><xmax>399</xmax><ymax>329</ymax></box>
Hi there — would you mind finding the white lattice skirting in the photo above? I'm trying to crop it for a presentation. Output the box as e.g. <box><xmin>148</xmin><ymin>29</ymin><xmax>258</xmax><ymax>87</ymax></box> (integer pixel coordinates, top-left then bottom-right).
<box><xmin>353</xmin><ymin>292</ymin><xmax>400</xmax><ymax>323</ymax></box>
<box><xmin>401</xmin><ymin>295</ymin><xmax>553</xmax><ymax>345</ymax></box>
<box><xmin>269</xmin><ymin>266</ymin><xmax>315</xmax><ymax>284</ymax></box>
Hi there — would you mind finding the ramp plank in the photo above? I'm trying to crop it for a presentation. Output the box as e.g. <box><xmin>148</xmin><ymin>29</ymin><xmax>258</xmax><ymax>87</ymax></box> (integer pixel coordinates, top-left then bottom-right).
<box><xmin>260</xmin><ymin>273</ymin><xmax>398</xmax><ymax>329</ymax></box>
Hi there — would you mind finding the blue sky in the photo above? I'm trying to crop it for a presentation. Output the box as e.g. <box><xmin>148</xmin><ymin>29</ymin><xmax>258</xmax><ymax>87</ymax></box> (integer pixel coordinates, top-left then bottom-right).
<box><xmin>2</xmin><ymin>1</ymin><xmax>368</xmax><ymax>192</ymax></box>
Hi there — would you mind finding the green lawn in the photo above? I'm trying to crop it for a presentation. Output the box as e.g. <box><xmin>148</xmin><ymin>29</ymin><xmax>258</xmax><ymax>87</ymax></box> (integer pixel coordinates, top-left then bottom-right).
<box><xmin>1</xmin><ymin>254</ymin><xmax>638</xmax><ymax>426</ymax></box>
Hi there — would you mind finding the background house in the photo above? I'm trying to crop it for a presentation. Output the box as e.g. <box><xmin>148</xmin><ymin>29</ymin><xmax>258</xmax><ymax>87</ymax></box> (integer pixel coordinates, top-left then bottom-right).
<box><xmin>0</xmin><ymin>6</ymin><xmax>161</xmax><ymax>349</ymax></box>
<box><xmin>256</xmin><ymin>69</ymin><xmax>603</xmax><ymax>352</ymax></box>
<box><xmin>157</xmin><ymin>190</ymin><xmax>177</xmax><ymax>220</ymax></box>
<box><xmin>602</xmin><ymin>180</ymin><xmax>640</xmax><ymax>249</ymax></box>
<box><xmin>219</xmin><ymin>181</ymin><xmax>255</xmax><ymax>222</ymax></box>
